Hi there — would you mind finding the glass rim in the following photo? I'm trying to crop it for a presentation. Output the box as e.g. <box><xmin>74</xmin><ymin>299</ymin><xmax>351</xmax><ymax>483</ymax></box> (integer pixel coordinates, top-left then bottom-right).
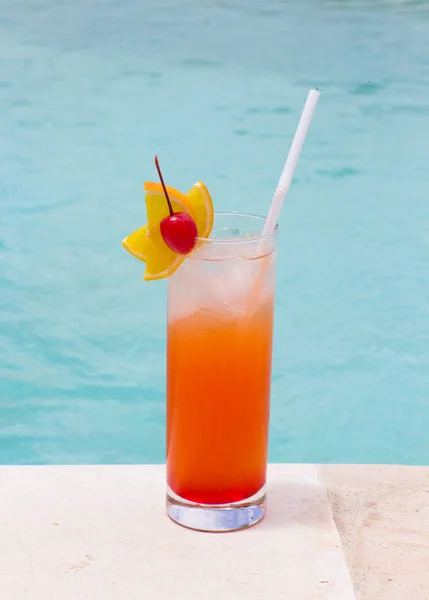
<box><xmin>195</xmin><ymin>211</ymin><xmax>279</xmax><ymax>246</ymax></box>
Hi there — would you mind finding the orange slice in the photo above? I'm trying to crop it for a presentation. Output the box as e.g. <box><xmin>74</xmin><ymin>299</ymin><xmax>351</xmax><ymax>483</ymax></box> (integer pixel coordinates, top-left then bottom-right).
<box><xmin>186</xmin><ymin>180</ymin><xmax>214</xmax><ymax>238</ymax></box>
<box><xmin>144</xmin><ymin>182</ymin><xmax>196</xmax><ymax>234</ymax></box>
<box><xmin>122</xmin><ymin>180</ymin><xmax>214</xmax><ymax>281</ymax></box>
<box><xmin>122</xmin><ymin>225</ymin><xmax>183</xmax><ymax>281</ymax></box>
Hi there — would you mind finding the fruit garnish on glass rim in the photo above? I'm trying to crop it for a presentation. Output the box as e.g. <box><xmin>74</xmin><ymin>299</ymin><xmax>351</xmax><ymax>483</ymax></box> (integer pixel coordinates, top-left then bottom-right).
<box><xmin>122</xmin><ymin>157</ymin><xmax>214</xmax><ymax>281</ymax></box>
<box><xmin>154</xmin><ymin>156</ymin><xmax>198</xmax><ymax>255</ymax></box>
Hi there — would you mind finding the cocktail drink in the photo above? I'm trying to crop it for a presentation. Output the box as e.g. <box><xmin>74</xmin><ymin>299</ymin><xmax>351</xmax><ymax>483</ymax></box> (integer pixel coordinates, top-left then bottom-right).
<box><xmin>166</xmin><ymin>214</ymin><xmax>277</xmax><ymax>530</ymax></box>
<box><xmin>122</xmin><ymin>89</ymin><xmax>319</xmax><ymax>532</ymax></box>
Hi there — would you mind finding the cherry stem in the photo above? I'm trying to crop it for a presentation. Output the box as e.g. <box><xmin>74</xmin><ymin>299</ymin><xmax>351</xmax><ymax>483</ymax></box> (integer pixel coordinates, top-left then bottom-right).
<box><xmin>154</xmin><ymin>155</ymin><xmax>174</xmax><ymax>216</ymax></box>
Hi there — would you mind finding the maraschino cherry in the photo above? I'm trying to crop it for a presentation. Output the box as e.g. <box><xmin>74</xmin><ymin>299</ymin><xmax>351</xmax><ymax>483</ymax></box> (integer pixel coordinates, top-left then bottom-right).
<box><xmin>154</xmin><ymin>156</ymin><xmax>198</xmax><ymax>255</ymax></box>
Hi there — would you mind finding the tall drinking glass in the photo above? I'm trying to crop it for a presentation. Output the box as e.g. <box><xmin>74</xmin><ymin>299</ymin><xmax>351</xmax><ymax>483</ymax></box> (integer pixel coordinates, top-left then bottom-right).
<box><xmin>166</xmin><ymin>213</ymin><xmax>277</xmax><ymax>532</ymax></box>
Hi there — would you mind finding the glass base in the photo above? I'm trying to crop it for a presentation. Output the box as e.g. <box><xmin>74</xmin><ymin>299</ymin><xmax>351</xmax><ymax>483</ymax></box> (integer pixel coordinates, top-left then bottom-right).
<box><xmin>166</xmin><ymin>486</ymin><xmax>266</xmax><ymax>532</ymax></box>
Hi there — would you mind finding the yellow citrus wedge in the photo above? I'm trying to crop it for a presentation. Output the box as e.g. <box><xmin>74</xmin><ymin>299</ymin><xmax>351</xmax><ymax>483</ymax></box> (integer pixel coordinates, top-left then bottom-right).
<box><xmin>122</xmin><ymin>225</ymin><xmax>183</xmax><ymax>281</ymax></box>
<box><xmin>186</xmin><ymin>180</ymin><xmax>214</xmax><ymax>238</ymax></box>
<box><xmin>144</xmin><ymin>182</ymin><xmax>196</xmax><ymax>234</ymax></box>
<box><xmin>122</xmin><ymin>180</ymin><xmax>214</xmax><ymax>281</ymax></box>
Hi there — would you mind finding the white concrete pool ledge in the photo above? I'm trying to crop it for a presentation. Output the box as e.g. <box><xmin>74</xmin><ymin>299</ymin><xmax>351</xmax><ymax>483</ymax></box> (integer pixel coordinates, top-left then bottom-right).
<box><xmin>1</xmin><ymin>464</ymin><xmax>428</xmax><ymax>599</ymax></box>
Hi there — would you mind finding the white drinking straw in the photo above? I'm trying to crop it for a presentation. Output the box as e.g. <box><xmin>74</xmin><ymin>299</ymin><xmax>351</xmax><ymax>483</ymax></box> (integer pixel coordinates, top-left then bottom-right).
<box><xmin>262</xmin><ymin>89</ymin><xmax>320</xmax><ymax>235</ymax></box>
<box><xmin>248</xmin><ymin>90</ymin><xmax>320</xmax><ymax>310</ymax></box>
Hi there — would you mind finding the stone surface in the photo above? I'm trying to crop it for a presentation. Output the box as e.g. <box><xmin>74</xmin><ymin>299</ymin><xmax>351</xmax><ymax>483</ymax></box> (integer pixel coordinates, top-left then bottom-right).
<box><xmin>322</xmin><ymin>465</ymin><xmax>429</xmax><ymax>600</ymax></box>
<box><xmin>0</xmin><ymin>464</ymin><xmax>354</xmax><ymax>600</ymax></box>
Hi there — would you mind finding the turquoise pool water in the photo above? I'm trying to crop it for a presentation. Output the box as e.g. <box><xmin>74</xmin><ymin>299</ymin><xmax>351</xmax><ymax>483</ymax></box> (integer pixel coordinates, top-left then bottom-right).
<box><xmin>2</xmin><ymin>0</ymin><xmax>429</xmax><ymax>465</ymax></box>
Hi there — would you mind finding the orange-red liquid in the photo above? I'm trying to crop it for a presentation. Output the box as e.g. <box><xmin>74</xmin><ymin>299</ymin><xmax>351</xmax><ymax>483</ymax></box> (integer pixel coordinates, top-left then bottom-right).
<box><xmin>167</xmin><ymin>299</ymin><xmax>274</xmax><ymax>505</ymax></box>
